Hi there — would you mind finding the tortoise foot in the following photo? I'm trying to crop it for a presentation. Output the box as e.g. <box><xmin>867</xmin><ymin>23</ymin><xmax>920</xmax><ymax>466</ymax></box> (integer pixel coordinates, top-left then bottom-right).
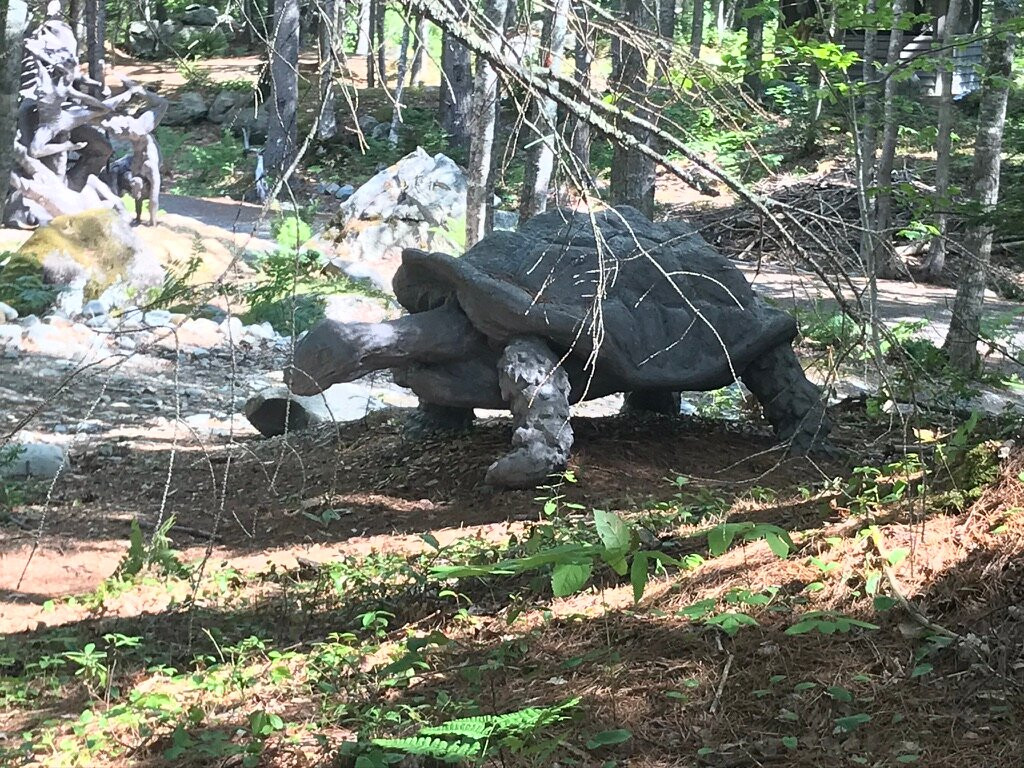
<box><xmin>405</xmin><ymin>403</ymin><xmax>475</xmax><ymax>439</ymax></box>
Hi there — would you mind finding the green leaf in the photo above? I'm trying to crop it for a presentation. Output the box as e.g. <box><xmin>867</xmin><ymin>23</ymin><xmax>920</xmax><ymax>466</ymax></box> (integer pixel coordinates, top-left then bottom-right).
<box><xmin>586</xmin><ymin>729</ymin><xmax>632</xmax><ymax>749</ymax></box>
<box><xmin>834</xmin><ymin>713</ymin><xmax>872</xmax><ymax>733</ymax></box>
<box><xmin>887</xmin><ymin>548</ymin><xmax>910</xmax><ymax>567</ymax></box>
<box><xmin>781</xmin><ymin>736</ymin><xmax>798</xmax><ymax>749</ymax></box>
<box><xmin>707</xmin><ymin>524</ymin><xmax>736</xmax><ymax>556</ymax></box>
<box><xmin>420</xmin><ymin>533</ymin><xmax>441</xmax><ymax>550</ymax></box>
<box><xmin>604</xmin><ymin>552</ymin><xmax>629</xmax><ymax>576</ymax></box>
<box><xmin>765</xmin><ymin>531</ymin><xmax>791</xmax><ymax>558</ymax></box>
<box><xmin>896</xmin><ymin>756</ymin><xmax>920</xmax><ymax>764</ymax></box>
<box><xmin>594</xmin><ymin>510</ymin><xmax>632</xmax><ymax>555</ymax></box>
<box><xmin>911</xmin><ymin>663</ymin><xmax>933</xmax><ymax>678</ymax></box>
<box><xmin>873</xmin><ymin>595</ymin><xmax>898</xmax><ymax>611</ymax></box>
<box><xmin>551</xmin><ymin>562</ymin><xmax>592</xmax><ymax>597</ymax></box>
<box><xmin>630</xmin><ymin>552</ymin><xmax>650</xmax><ymax>602</ymax></box>
<box><xmin>827</xmin><ymin>685</ymin><xmax>853</xmax><ymax>703</ymax></box>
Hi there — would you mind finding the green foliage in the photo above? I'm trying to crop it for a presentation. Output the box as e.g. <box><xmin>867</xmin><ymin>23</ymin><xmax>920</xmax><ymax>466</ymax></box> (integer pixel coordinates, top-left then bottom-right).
<box><xmin>0</xmin><ymin>251</ymin><xmax>57</xmax><ymax>315</ymax></box>
<box><xmin>786</xmin><ymin>611</ymin><xmax>880</xmax><ymax>636</ymax></box>
<box><xmin>115</xmin><ymin>517</ymin><xmax>189</xmax><ymax>579</ymax></box>
<box><xmin>242</xmin><ymin>215</ymin><xmax>388</xmax><ymax>334</ymax></box>
<box><xmin>706</xmin><ymin>522</ymin><xmax>795</xmax><ymax>558</ymax></box>
<box><xmin>157</xmin><ymin>128</ymin><xmax>246</xmax><ymax>196</ymax></box>
<box><xmin>360</xmin><ymin>700</ymin><xmax>579</xmax><ymax>764</ymax></box>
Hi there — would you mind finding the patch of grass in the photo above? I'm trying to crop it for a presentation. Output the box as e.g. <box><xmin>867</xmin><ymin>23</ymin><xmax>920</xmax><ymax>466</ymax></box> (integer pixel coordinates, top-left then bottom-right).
<box><xmin>157</xmin><ymin>127</ymin><xmax>247</xmax><ymax>196</ymax></box>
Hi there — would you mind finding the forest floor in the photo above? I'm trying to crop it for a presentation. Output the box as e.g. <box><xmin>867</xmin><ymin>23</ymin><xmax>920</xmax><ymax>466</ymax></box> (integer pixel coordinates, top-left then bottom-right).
<box><xmin>3</xmin><ymin>55</ymin><xmax>1024</xmax><ymax>768</ymax></box>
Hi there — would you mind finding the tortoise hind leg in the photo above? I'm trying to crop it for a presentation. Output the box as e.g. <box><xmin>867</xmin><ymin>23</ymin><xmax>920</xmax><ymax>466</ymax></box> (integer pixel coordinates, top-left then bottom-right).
<box><xmin>741</xmin><ymin>345</ymin><xmax>831</xmax><ymax>453</ymax></box>
<box><xmin>485</xmin><ymin>337</ymin><xmax>573</xmax><ymax>489</ymax></box>
<box><xmin>622</xmin><ymin>391</ymin><xmax>681</xmax><ymax>416</ymax></box>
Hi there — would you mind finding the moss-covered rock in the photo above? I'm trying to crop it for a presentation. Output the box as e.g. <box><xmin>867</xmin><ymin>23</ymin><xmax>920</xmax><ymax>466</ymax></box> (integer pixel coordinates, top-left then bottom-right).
<box><xmin>0</xmin><ymin>251</ymin><xmax>54</xmax><ymax>315</ymax></box>
<box><xmin>12</xmin><ymin>209</ymin><xmax>164</xmax><ymax>311</ymax></box>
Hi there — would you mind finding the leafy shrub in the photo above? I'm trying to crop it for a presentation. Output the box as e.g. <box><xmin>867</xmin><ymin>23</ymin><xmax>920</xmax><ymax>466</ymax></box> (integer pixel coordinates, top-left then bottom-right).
<box><xmin>0</xmin><ymin>252</ymin><xmax>57</xmax><ymax>315</ymax></box>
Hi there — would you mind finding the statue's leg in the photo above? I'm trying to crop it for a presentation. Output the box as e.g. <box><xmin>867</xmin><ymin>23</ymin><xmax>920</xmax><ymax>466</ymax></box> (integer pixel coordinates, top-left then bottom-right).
<box><xmin>485</xmin><ymin>337</ymin><xmax>573</xmax><ymax>489</ymax></box>
<box><xmin>405</xmin><ymin>402</ymin><xmax>476</xmax><ymax>439</ymax></box>
<box><xmin>621</xmin><ymin>390</ymin><xmax>681</xmax><ymax>416</ymax></box>
<box><xmin>741</xmin><ymin>344</ymin><xmax>831</xmax><ymax>453</ymax></box>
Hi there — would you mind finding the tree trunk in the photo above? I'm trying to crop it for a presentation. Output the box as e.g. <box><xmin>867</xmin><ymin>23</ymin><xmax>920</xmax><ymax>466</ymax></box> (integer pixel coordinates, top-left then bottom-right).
<box><xmin>0</xmin><ymin>0</ymin><xmax>28</xmax><ymax>221</ymax></box>
<box><xmin>85</xmin><ymin>0</ymin><xmax>106</xmax><ymax>84</ymax></box>
<box><xmin>690</xmin><ymin>0</ymin><xmax>704</xmax><ymax>57</ymax></box>
<box><xmin>610</xmin><ymin>0</ymin><xmax>657</xmax><ymax>218</ymax></box>
<box><xmin>439</xmin><ymin>0</ymin><xmax>472</xmax><ymax>156</ymax></box>
<box><xmin>871</xmin><ymin>0</ymin><xmax>907</xmax><ymax>279</ymax></box>
<box><xmin>356</xmin><ymin>0</ymin><xmax>371</xmax><ymax>54</ymax></box>
<box><xmin>317</xmin><ymin>0</ymin><xmax>339</xmax><ymax>140</ymax></box>
<box><xmin>465</xmin><ymin>0</ymin><xmax>510</xmax><ymax>247</ymax></box>
<box><xmin>375</xmin><ymin>0</ymin><xmax>387</xmax><ymax>88</ymax></box>
<box><xmin>69</xmin><ymin>0</ymin><xmax>87</xmax><ymax>39</ymax></box>
<box><xmin>743</xmin><ymin>0</ymin><xmax>764</xmax><ymax>99</ymax></box>
<box><xmin>408</xmin><ymin>13</ymin><xmax>427</xmax><ymax>86</ymax></box>
<box><xmin>568</xmin><ymin>0</ymin><xmax>593</xmax><ymax>184</ymax></box>
<box><xmin>922</xmin><ymin>0</ymin><xmax>964</xmax><ymax>280</ymax></box>
<box><xmin>714</xmin><ymin>0</ymin><xmax>726</xmax><ymax>39</ymax></box>
<box><xmin>945</xmin><ymin>0</ymin><xmax>1018</xmax><ymax>372</ymax></box>
<box><xmin>389</xmin><ymin>16</ymin><xmax>412</xmax><ymax>146</ymax></box>
<box><xmin>265</xmin><ymin>0</ymin><xmax>300</xmax><ymax>174</ymax></box>
<box><xmin>366</xmin><ymin>0</ymin><xmax>377</xmax><ymax>87</ymax></box>
<box><xmin>519</xmin><ymin>0</ymin><xmax>570</xmax><ymax>222</ymax></box>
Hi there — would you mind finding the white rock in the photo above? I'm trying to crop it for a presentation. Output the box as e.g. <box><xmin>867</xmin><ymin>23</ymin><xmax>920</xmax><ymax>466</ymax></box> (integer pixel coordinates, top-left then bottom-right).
<box><xmin>144</xmin><ymin>309</ymin><xmax>174</xmax><ymax>327</ymax></box>
<box><xmin>0</xmin><ymin>325</ymin><xmax>23</xmax><ymax>347</ymax></box>
<box><xmin>82</xmin><ymin>299</ymin><xmax>108</xmax><ymax>318</ymax></box>
<box><xmin>219</xmin><ymin>316</ymin><xmax>244</xmax><ymax>341</ymax></box>
<box><xmin>1</xmin><ymin>442</ymin><xmax>68</xmax><ymax>479</ymax></box>
<box><xmin>0</xmin><ymin>301</ymin><xmax>17</xmax><ymax>322</ymax></box>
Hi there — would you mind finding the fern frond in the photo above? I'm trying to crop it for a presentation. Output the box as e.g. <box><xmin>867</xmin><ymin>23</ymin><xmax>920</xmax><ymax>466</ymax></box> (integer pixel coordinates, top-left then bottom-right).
<box><xmin>419</xmin><ymin>698</ymin><xmax>580</xmax><ymax>739</ymax></box>
<box><xmin>372</xmin><ymin>736</ymin><xmax>482</xmax><ymax>763</ymax></box>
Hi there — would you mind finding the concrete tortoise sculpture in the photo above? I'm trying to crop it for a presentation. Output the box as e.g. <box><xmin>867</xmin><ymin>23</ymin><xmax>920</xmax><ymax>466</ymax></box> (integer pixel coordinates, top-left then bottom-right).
<box><xmin>286</xmin><ymin>206</ymin><xmax>830</xmax><ymax>488</ymax></box>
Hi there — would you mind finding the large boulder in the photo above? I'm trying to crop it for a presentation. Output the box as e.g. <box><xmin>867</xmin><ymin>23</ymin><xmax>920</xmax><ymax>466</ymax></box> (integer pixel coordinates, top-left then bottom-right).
<box><xmin>224</xmin><ymin>102</ymin><xmax>269</xmax><ymax>142</ymax></box>
<box><xmin>13</xmin><ymin>208</ymin><xmax>165</xmax><ymax>313</ymax></box>
<box><xmin>180</xmin><ymin>4</ymin><xmax>219</xmax><ymax>26</ymax></box>
<box><xmin>324</xmin><ymin>148</ymin><xmax>468</xmax><ymax>291</ymax></box>
<box><xmin>163</xmin><ymin>91</ymin><xmax>209</xmax><ymax>126</ymax></box>
<box><xmin>208</xmin><ymin>89</ymin><xmax>249</xmax><ymax>123</ymax></box>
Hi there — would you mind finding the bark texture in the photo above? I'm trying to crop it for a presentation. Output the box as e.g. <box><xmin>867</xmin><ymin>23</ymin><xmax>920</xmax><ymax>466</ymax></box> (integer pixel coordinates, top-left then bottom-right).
<box><xmin>610</xmin><ymin>0</ymin><xmax>657</xmax><ymax>217</ymax></box>
<box><xmin>438</xmin><ymin>0</ymin><xmax>472</xmax><ymax>155</ymax></box>
<box><xmin>465</xmin><ymin>0</ymin><xmax>510</xmax><ymax>247</ymax></box>
<box><xmin>519</xmin><ymin>0</ymin><xmax>569</xmax><ymax>222</ymax></box>
<box><xmin>0</xmin><ymin>0</ymin><xmax>29</xmax><ymax>218</ymax></box>
<box><xmin>85</xmin><ymin>0</ymin><xmax>105</xmax><ymax>83</ymax></box>
<box><xmin>265</xmin><ymin>0</ymin><xmax>300</xmax><ymax>174</ymax></box>
<box><xmin>945</xmin><ymin>0</ymin><xmax>1018</xmax><ymax>372</ymax></box>
<box><xmin>317</xmin><ymin>0</ymin><xmax>338</xmax><ymax>140</ymax></box>
<box><xmin>922</xmin><ymin>0</ymin><xmax>965</xmax><ymax>280</ymax></box>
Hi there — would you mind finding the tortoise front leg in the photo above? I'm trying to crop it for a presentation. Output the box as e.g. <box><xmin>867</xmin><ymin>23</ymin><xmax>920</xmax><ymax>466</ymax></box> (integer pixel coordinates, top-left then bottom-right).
<box><xmin>485</xmin><ymin>337</ymin><xmax>573</xmax><ymax>489</ymax></box>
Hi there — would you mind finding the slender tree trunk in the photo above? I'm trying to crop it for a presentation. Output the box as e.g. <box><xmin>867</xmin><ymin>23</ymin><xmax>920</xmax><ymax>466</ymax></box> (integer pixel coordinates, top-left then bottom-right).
<box><xmin>376</xmin><ymin>0</ymin><xmax>387</xmax><ymax>88</ymax></box>
<box><xmin>854</xmin><ymin>0</ymin><xmax>880</xmax><ymax>351</ymax></box>
<box><xmin>265</xmin><ymin>0</ymin><xmax>300</xmax><ymax>174</ymax></box>
<box><xmin>318</xmin><ymin>0</ymin><xmax>339</xmax><ymax>140</ymax></box>
<box><xmin>519</xmin><ymin>0</ymin><xmax>570</xmax><ymax>222</ymax></box>
<box><xmin>743</xmin><ymin>0</ymin><xmax>764</xmax><ymax>99</ymax></box>
<box><xmin>871</xmin><ymin>0</ymin><xmax>907</xmax><ymax>279</ymax></box>
<box><xmin>1</xmin><ymin>0</ymin><xmax>28</xmax><ymax>220</ymax></box>
<box><xmin>366</xmin><ymin>0</ymin><xmax>377</xmax><ymax>87</ymax></box>
<box><xmin>690</xmin><ymin>0</ymin><xmax>704</xmax><ymax>57</ymax></box>
<box><xmin>610</xmin><ymin>0</ymin><xmax>657</xmax><ymax>218</ymax></box>
<box><xmin>389</xmin><ymin>16</ymin><xmax>412</xmax><ymax>146</ymax></box>
<box><xmin>408</xmin><ymin>13</ymin><xmax>427</xmax><ymax>86</ymax></box>
<box><xmin>69</xmin><ymin>0</ymin><xmax>87</xmax><ymax>39</ymax></box>
<box><xmin>568</xmin><ymin>0</ymin><xmax>593</xmax><ymax>184</ymax></box>
<box><xmin>922</xmin><ymin>0</ymin><xmax>964</xmax><ymax>280</ymax></box>
<box><xmin>714</xmin><ymin>0</ymin><xmax>726</xmax><ymax>39</ymax></box>
<box><xmin>439</xmin><ymin>0</ymin><xmax>472</xmax><ymax>155</ymax></box>
<box><xmin>466</xmin><ymin>0</ymin><xmax>510</xmax><ymax>247</ymax></box>
<box><xmin>356</xmin><ymin>0</ymin><xmax>371</xmax><ymax>54</ymax></box>
<box><xmin>945</xmin><ymin>0</ymin><xmax>1018</xmax><ymax>372</ymax></box>
<box><xmin>85</xmin><ymin>0</ymin><xmax>106</xmax><ymax>84</ymax></box>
